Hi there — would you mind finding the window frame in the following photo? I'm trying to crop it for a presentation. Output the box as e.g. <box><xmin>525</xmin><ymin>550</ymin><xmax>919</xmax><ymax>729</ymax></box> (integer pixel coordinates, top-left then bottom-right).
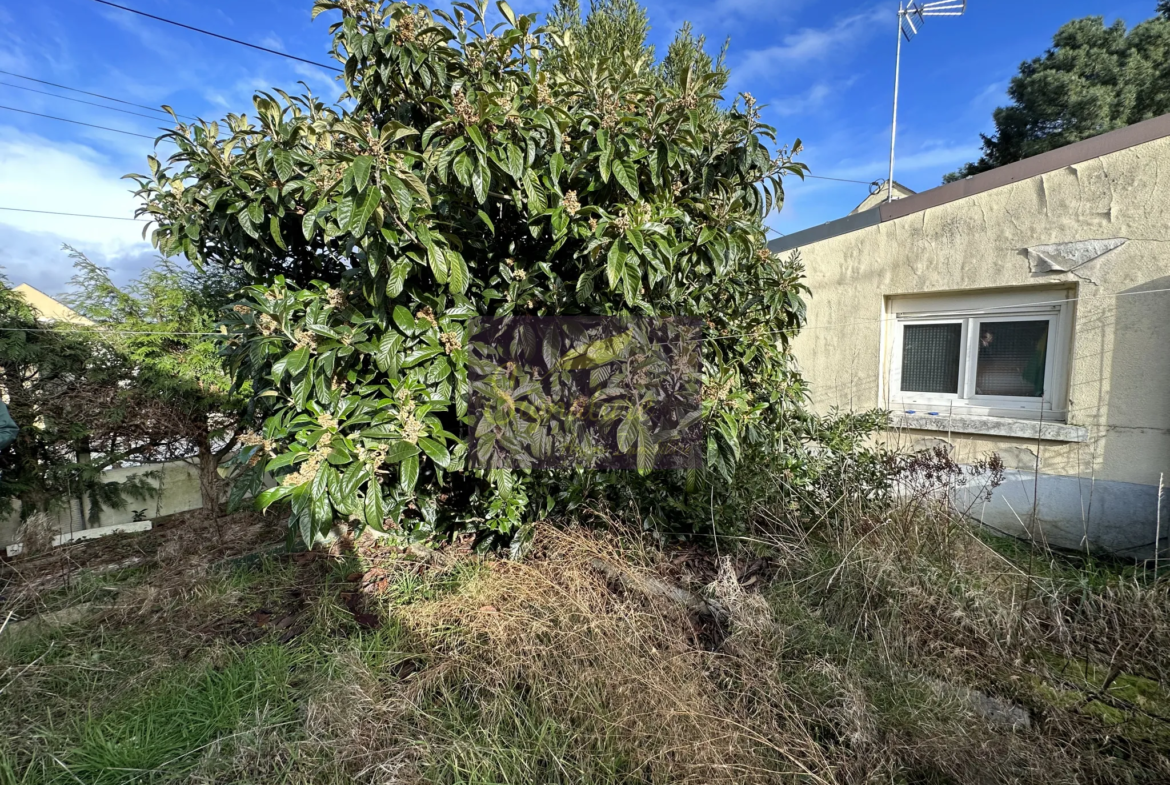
<box><xmin>885</xmin><ymin>288</ymin><xmax>1074</xmax><ymax>421</ymax></box>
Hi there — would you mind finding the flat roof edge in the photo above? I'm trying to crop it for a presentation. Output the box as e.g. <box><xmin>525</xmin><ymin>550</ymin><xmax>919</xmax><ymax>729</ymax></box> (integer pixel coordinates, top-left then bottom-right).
<box><xmin>771</xmin><ymin>112</ymin><xmax>1170</xmax><ymax>252</ymax></box>
<box><xmin>768</xmin><ymin>208</ymin><xmax>880</xmax><ymax>254</ymax></box>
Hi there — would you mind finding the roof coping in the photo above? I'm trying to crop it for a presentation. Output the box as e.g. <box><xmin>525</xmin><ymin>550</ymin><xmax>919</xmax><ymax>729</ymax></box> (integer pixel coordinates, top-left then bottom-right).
<box><xmin>769</xmin><ymin>112</ymin><xmax>1170</xmax><ymax>255</ymax></box>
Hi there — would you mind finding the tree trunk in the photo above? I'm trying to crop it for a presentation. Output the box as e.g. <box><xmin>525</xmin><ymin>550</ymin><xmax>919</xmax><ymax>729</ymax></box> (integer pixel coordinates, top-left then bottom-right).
<box><xmin>196</xmin><ymin>428</ymin><xmax>220</xmax><ymax>518</ymax></box>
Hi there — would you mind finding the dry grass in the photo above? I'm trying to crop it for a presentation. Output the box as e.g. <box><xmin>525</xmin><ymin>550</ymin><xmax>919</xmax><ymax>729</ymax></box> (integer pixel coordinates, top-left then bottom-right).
<box><xmin>303</xmin><ymin>525</ymin><xmax>833</xmax><ymax>784</ymax></box>
<box><xmin>1</xmin><ymin>496</ymin><xmax>1168</xmax><ymax>784</ymax></box>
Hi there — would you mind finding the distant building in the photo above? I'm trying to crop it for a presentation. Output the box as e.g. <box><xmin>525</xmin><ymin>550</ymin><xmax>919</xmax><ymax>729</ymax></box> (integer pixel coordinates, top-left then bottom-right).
<box><xmin>1</xmin><ymin>284</ymin><xmax>204</xmax><ymax>550</ymax></box>
<box><xmin>850</xmin><ymin>181</ymin><xmax>916</xmax><ymax>215</ymax></box>
<box><xmin>770</xmin><ymin>114</ymin><xmax>1170</xmax><ymax>559</ymax></box>
<box><xmin>11</xmin><ymin>283</ymin><xmax>94</xmax><ymax>325</ymax></box>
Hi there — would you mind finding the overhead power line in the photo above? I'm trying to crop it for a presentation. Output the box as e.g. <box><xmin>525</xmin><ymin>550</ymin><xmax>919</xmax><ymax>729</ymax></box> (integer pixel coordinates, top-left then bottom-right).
<box><xmin>802</xmin><ymin>174</ymin><xmax>881</xmax><ymax>186</ymax></box>
<box><xmin>0</xmin><ymin>81</ymin><xmax>175</xmax><ymax>122</ymax></box>
<box><xmin>0</xmin><ymin>207</ymin><xmax>147</xmax><ymax>221</ymax></box>
<box><xmin>0</xmin><ymin>104</ymin><xmax>156</xmax><ymax>139</ymax></box>
<box><xmin>4</xmin><ymin>286</ymin><xmax>1170</xmax><ymax>339</ymax></box>
<box><xmin>92</xmin><ymin>0</ymin><xmax>344</xmax><ymax>73</ymax></box>
<box><xmin>0</xmin><ymin>69</ymin><xmax>191</xmax><ymax>121</ymax></box>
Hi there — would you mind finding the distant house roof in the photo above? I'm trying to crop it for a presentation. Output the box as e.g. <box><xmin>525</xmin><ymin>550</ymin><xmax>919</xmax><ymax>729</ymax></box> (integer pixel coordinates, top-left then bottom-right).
<box><xmin>770</xmin><ymin>112</ymin><xmax>1170</xmax><ymax>255</ymax></box>
<box><xmin>850</xmin><ymin>181</ymin><xmax>915</xmax><ymax>215</ymax></box>
<box><xmin>12</xmin><ymin>284</ymin><xmax>94</xmax><ymax>326</ymax></box>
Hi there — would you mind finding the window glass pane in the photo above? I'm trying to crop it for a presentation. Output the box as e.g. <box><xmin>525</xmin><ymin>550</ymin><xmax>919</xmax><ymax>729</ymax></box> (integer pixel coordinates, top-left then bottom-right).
<box><xmin>901</xmin><ymin>323</ymin><xmax>962</xmax><ymax>394</ymax></box>
<box><xmin>974</xmin><ymin>320</ymin><xmax>1049</xmax><ymax>397</ymax></box>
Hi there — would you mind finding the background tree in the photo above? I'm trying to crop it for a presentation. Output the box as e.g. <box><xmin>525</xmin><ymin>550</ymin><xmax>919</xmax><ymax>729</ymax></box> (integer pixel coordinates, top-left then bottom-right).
<box><xmin>64</xmin><ymin>251</ymin><xmax>248</xmax><ymax>516</ymax></box>
<box><xmin>0</xmin><ymin>271</ymin><xmax>156</xmax><ymax>525</ymax></box>
<box><xmin>133</xmin><ymin>0</ymin><xmax>811</xmax><ymax>546</ymax></box>
<box><xmin>945</xmin><ymin>7</ymin><xmax>1170</xmax><ymax>182</ymax></box>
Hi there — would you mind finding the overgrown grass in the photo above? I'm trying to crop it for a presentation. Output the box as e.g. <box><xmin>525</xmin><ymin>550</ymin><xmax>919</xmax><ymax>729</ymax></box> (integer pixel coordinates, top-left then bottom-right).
<box><xmin>2</xmin><ymin>494</ymin><xmax>1168</xmax><ymax>783</ymax></box>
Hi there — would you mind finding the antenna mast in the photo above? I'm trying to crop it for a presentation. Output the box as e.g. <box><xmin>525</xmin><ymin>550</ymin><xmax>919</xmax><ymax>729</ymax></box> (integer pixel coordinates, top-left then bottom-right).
<box><xmin>887</xmin><ymin>1</ymin><xmax>967</xmax><ymax>202</ymax></box>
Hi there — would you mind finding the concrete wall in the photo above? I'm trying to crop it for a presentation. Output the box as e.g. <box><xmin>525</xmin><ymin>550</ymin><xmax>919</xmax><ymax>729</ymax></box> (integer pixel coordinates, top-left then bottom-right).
<box><xmin>1</xmin><ymin>460</ymin><xmax>203</xmax><ymax>547</ymax></box>
<box><xmin>785</xmin><ymin>135</ymin><xmax>1170</xmax><ymax>557</ymax></box>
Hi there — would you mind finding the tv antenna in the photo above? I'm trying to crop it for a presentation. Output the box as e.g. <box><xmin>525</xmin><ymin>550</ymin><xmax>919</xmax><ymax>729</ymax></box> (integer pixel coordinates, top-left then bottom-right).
<box><xmin>887</xmin><ymin>1</ymin><xmax>967</xmax><ymax>202</ymax></box>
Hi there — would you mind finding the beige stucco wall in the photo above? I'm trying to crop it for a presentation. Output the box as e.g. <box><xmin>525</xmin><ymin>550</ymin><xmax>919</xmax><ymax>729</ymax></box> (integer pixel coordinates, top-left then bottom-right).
<box><xmin>1</xmin><ymin>460</ymin><xmax>204</xmax><ymax>547</ymax></box>
<box><xmin>788</xmin><ymin>135</ymin><xmax>1170</xmax><ymax>553</ymax></box>
<box><xmin>11</xmin><ymin>284</ymin><xmax>94</xmax><ymax>325</ymax></box>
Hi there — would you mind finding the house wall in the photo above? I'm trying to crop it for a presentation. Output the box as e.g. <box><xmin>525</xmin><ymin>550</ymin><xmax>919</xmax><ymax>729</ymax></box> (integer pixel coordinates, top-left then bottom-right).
<box><xmin>11</xmin><ymin>284</ymin><xmax>94</xmax><ymax>325</ymax></box>
<box><xmin>784</xmin><ymin>135</ymin><xmax>1170</xmax><ymax>557</ymax></box>
<box><xmin>1</xmin><ymin>460</ymin><xmax>204</xmax><ymax>548</ymax></box>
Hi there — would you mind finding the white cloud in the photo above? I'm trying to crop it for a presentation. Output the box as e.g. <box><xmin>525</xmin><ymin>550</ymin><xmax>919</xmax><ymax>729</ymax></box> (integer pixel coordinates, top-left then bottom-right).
<box><xmin>823</xmin><ymin>143</ymin><xmax>979</xmax><ymax>182</ymax></box>
<box><xmin>0</xmin><ymin>126</ymin><xmax>157</xmax><ymax>292</ymax></box>
<box><xmin>970</xmin><ymin>81</ymin><xmax>1006</xmax><ymax>110</ymax></box>
<box><xmin>770</xmin><ymin>79</ymin><xmax>855</xmax><ymax>117</ymax></box>
<box><xmin>732</xmin><ymin>7</ymin><xmax>887</xmax><ymax>87</ymax></box>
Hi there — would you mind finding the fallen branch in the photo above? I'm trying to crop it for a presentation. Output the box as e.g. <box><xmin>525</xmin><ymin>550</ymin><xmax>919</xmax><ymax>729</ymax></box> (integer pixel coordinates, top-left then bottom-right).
<box><xmin>589</xmin><ymin>557</ymin><xmax>728</xmax><ymax>622</ymax></box>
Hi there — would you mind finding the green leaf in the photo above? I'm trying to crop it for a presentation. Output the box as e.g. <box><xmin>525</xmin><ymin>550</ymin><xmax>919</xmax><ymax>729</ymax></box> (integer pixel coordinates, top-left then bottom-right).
<box><xmin>617</xmin><ymin>408</ymin><xmax>638</xmax><ymax>453</ymax></box>
<box><xmin>270</xmin><ymin>215</ymin><xmax>286</xmax><ymax>250</ymax></box>
<box><xmin>285</xmin><ymin>346</ymin><xmax>311</xmax><ymax>376</ymax></box>
<box><xmin>256</xmin><ymin>484</ymin><xmax>293</xmax><ymax>510</ymax></box>
<box><xmin>429</xmin><ymin>246</ymin><xmax>449</xmax><ymax>284</ymax></box>
<box><xmin>418</xmin><ymin>436</ymin><xmax>451</xmax><ymax>468</ymax></box>
<box><xmin>497</xmin><ymin>0</ymin><xmax>517</xmax><ymax>26</ymax></box>
<box><xmin>636</xmin><ymin>435</ymin><xmax>657</xmax><ymax>474</ymax></box>
<box><xmin>335</xmin><ymin>461</ymin><xmax>366</xmax><ymax>509</ymax></box>
<box><xmin>400</xmin><ymin>453</ymin><xmax>419</xmax><ymax>492</ymax></box>
<box><xmin>476</xmin><ymin>209</ymin><xmax>495</xmax><ymax>234</ymax></box>
<box><xmin>353</xmin><ymin>185</ymin><xmax>381</xmax><ymax>235</ymax></box>
<box><xmin>402</xmin><ymin>346</ymin><xmax>442</xmax><ymax>367</ymax></box>
<box><xmin>384</xmin><ymin>173</ymin><xmax>413</xmax><ymax>216</ymax></box>
<box><xmin>471</xmin><ymin>163</ymin><xmax>488</xmax><ymax>204</ymax></box>
<box><xmin>386</xmin><ymin>261</ymin><xmax>409</xmax><ymax>298</ymax></box>
<box><xmin>467</xmin><ymin>125</ymin><xmax>487</xmax><ymax>153</ymax></box>
<box><xmin>506</xmin><ymin>144</ymin><xmax>523</xmax><ymax>180</ymax></box>
<box><xmin>606</xmin><ymin>241</ymin><xmax>626</xmax><ymax>290</ymax></box>
<box><xmin>336</xmin><ymin>196</ymin><xmax>357</xmax><ymax>231</ymax></box>
<box><xmin>351</xmin><ymin>155</ymin><xmax>373</xmax><ymax>193</ymax></box>
<box><xmin>397</xmin><ymin>169</ymin><xmax>431</xmax><ymax>205</ymax></box>
<box><xmin>311</xmin><ymin>466</ymin><xmax>334</xmax><ymax>525</ymax></box>
<box><xmin>382</xmin><ymin>440</ymin><xmax>420</xmax><ymax>463</ymax></box>
<box><xmin>622</xmin><ymin>263</ymin><xmax>640</xmax><ymax>303</ymax></box>
<box><xmin>448</xmin><ymin>251</ymin><xmax>469</xmax><ymax>294</ymax></box>
<box><xmin>266</xmin><ymin>452</ymin><xmax>299</xmax><ymax>472</ymax></box>
<box><xmin>393</xmin><ymin>305</ymin><xmax>417</xmax><ymax>333</ymax></box>
<box><xmin>625</xmin><ymin>226</ymin><xmax>644</xmax><ymax>255</ymax></box>
<box><xmin>363</xmin><ymin>485</ymin><xmax>386</xmax><ymax>529</ymax></box>
<box><xmin>302</xmin><ymin>204</ymin><xmax>321</xmax><ymax>240</ymax></box>
<box><xmin>375</xmin><ymin>333</ymin><xmax>403</xmax><ymax>374</ymax></box>
<box><xmin>453</xmin><ymin>152</ymin><xmax>474</xmax><ymax>187</ymax></box>
<box><xmin>613</xmin><ymin>160</ymin><xmax>639</xmax><ymax>199</ymax></box>
<box><xmin>273</xmin><ymin>149</ymin><xmax>295</xmax><ymax>181</ymax></box>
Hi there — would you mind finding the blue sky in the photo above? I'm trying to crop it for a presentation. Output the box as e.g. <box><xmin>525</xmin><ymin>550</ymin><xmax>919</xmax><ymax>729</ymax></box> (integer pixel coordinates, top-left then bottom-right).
<box><xmin>0</xmin><ymin>0</ymin><xmax>1161</xmax><ymax>294</ymax></box>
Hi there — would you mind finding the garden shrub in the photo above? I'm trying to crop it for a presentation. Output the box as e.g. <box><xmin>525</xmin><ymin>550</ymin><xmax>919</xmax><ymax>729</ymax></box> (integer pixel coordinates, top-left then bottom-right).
<box><xmin>133</xmin><ymin>0</ymin><xmax>813</xmax><ymax>544</ymax></box>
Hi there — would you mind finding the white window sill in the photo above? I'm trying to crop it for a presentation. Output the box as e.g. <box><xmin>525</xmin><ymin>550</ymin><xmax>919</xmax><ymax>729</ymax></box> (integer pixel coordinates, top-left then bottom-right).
<box><xmin>891</xmin><ymin>413</ymin><xmax>1088</xmax><ymax>443</ymax></box>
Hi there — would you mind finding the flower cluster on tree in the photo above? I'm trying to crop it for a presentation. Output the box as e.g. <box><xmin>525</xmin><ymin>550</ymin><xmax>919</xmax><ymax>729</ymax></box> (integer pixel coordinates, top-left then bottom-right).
<box><xmin>133</xmin><ymin>0</ymin><xmax>812</xmax><ymax>545</ymax></box>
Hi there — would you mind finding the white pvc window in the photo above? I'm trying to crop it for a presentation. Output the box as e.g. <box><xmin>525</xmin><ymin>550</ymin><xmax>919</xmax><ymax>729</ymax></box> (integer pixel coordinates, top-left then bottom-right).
<box><xmin>886</xmin><ymin>289</ymin><xmax>1073</xmax><ymax>420</ymax></box>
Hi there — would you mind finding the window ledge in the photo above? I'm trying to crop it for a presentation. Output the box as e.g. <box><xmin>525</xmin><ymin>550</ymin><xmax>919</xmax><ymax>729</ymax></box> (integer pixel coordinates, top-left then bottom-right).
<box><xmin>891</xmin><ymin>413</ymin><xmax>1088</xmax><ymax>443</ymax></box>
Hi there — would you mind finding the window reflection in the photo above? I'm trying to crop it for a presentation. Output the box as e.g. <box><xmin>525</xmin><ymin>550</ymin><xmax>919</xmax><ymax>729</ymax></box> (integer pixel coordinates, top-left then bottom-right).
<box><xmin>975</xmin><ymin>320</ymin><xmax>1048</xmax><ymax>397</ymax></box>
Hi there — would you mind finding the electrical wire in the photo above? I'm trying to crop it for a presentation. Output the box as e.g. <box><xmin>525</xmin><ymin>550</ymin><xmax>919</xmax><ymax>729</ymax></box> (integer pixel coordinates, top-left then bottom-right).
<box><xmin>0</xmin><ymin>81</ymin><xmax>177</xmax><ymax>123</ymax></box>
<box><xmin>0</xmin><ymin>69</ymin><xmax>192</xmax><ymax>121</ymax></box>
<box><xmin>0</xmin><ymin>207</ymin><xmax>146</xmax><ymax>221</ymax></box>
<box><xmin>0</xmin><ymin>104</ymin><xmax>157</xmax><ymax>139</ymax></box>
<box><xmin>801</xmin><ymin>173</ymin><xmax>881</xmax><ymax>186</ymax></box>
<box><xmin>4</xmin><ymin>285</ymin><xmax>1170</xmax><ymax>339</ymax></box>
<box><xmin>92</xmin><ymin>0</ymin><xmax>344</xmax><ymax>73</ymax></box>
